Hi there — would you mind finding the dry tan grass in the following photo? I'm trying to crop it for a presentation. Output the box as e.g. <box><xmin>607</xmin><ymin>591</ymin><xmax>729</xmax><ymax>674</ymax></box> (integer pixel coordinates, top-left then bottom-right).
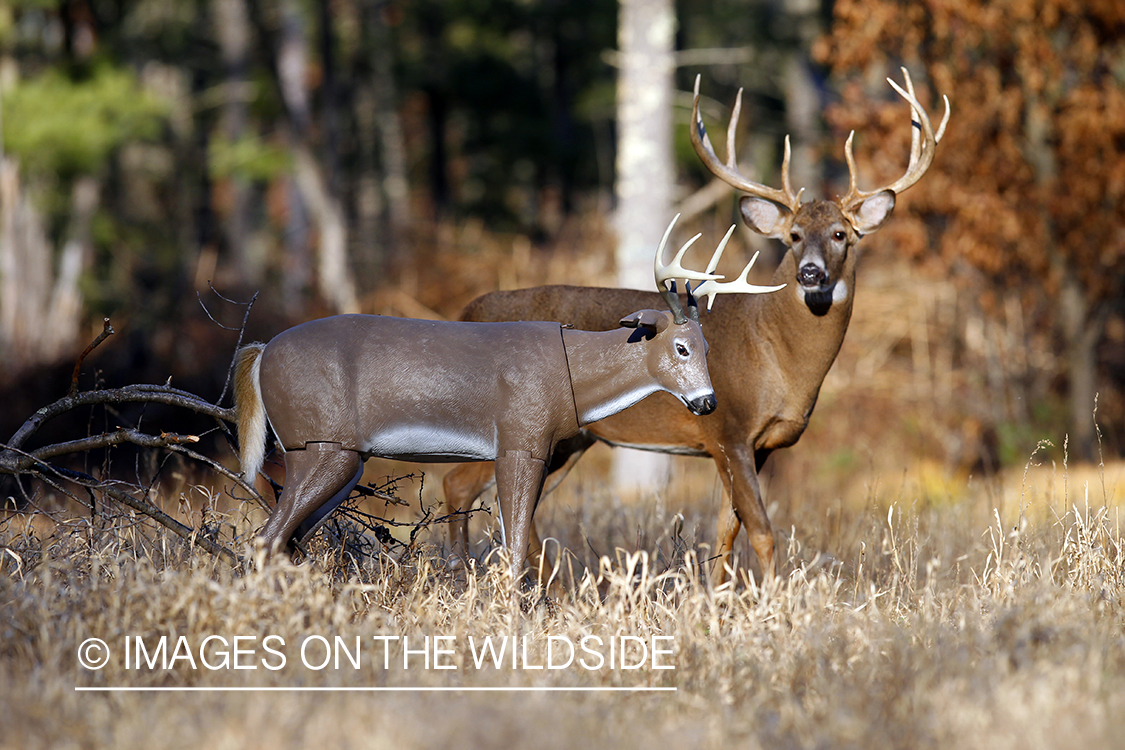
<box><xmin>2</xmin><ymin>217</ymin><xmax>1121</xmax><ymax>748</ymax></box>
<box><xmin>2</xmin><ymin>447</ymin><xmax>1123</xmax><ymax>750</ymax></box>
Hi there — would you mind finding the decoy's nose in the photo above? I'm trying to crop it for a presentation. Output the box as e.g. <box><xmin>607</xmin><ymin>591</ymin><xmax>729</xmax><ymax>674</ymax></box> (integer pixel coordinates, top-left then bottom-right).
<box><xmin>689</xmin><ymin>393</ymin><xmax>717</xmax><ymax>415</ymax></box>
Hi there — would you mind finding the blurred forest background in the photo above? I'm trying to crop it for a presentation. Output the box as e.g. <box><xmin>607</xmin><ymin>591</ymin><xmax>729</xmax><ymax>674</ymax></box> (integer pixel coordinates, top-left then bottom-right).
<box><xmin>0</xmin><ymin>0</ymin><xmax>1122</xmax><ymax>484</ymax></box>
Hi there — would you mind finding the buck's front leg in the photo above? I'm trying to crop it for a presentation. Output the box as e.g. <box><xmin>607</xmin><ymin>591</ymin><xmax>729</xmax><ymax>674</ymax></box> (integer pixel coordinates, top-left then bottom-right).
<box><xmin>258</xmin><ymin>442</ymin><xmax>364</xmax><ymax>555</ymax></box>
<box><xmin>712</xmin><ymin>446</ymin><xmax>774</xmax><ymax>585</ymax></box>
<box><xmin>494</xmin><ymin>450</ymin><xmax>547</xmax><ymax>589</ymax></box>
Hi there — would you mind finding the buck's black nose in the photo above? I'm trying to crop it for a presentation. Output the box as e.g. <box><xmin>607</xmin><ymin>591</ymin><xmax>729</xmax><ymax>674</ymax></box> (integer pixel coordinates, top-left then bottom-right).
<box><xmin>689</xmin><ymin>393</ymin><xmax>717</xmax><ymax>415</ymax></box>
<box><xmin>799</xmin><ymin>263</ymin><xmax>828</xmax><ymax>287</ymax></box>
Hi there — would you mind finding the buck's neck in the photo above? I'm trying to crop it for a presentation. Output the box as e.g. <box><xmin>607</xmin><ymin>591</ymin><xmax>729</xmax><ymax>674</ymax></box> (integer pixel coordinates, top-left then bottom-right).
<box><xmin>753</xmin><ymin>246</ymin><xmax>856</xmax><ymax>388</ymax></box>
<box><xmin>561</xmin><ymin>327</ymin><xmax>660</xmax><ymax>426</ymax></box>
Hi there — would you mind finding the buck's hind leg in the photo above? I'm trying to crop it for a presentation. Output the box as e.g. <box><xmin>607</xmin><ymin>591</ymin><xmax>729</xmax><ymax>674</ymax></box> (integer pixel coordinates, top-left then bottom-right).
<box><xmin>258</xmin><ymin>442</ymin><xmax>363</xmax><ymax>555</ymax></box>
<box><xmin>443</xmin><ymin>461</ymin><xmax>497</xmax><ymax>565</ymax></box>
<box><xmin>712</xmin><ymin>500</ymin><xmax>741</xmax><ymax>586</ymax></box>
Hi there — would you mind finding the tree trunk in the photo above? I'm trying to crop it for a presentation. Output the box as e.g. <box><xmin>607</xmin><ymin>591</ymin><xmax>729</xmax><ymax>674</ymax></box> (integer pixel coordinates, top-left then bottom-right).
<box><xmin>276</xmin><ymin>0</ymin><xmax>357</xmax><ymax>314</ymax></box>
<box><xmin>1024</xmin><ymin>86</ymin><xmax>1102</xmax><ymax>463</ymax></box>
<box><xmin>45</xmin><ymin>176</ymin><xmax>100</xmax><ymax>362</ymax></box>
<box><xmin>371</xmin><ymin>9</ymin><xmax>411</xmax><ymax>250</ymax></box>
<box><xmin>355</xmin><ymin>2</ymin><xmax>411</xmax><ymax>278</ymax></box>
<box><xmin>187</xmin><ymin>0</ymin><xmax>219</xmax><ymax>291</ymax></box>
<box><xmin>417</xmin><ymin>4</ymin><xmax>451</xmax><ymax>218</ymax></box>
<box><xmin>0</xmin><ymin>159</ymin><xmax>99</xmax><ymax>377</ymax></box>
<box><xmin>781</xmin><ymin>0</ymin><xmax>823</xmax><ymax>197</ymax></box>
<box><xmin>612</xmin><ymin>0</ymin><xmax>677</xmax><ymax>490</ymax></box>
<box><xmin>292</xmin><ymin>146</ymin><xmax>355</xmax><ymax>313</ymax></box>
<box><xmin>614</xmin><ymin>0</ymin><xmax>676</xmax><ymax>291</ymax></box>
<box><xmin>0</xmin><ymin>158</ymin><xmax>51</xmax><ymax>373</ymax></box>
<box><xmin>214</xmin><ymin>0</ymin><xmax>257</xmax><ymax>282</ymax></box>
<box><xmin>1059</xmin><ymin>268</ymin><xmax>1104</xmax><ymax>462</ymax></box>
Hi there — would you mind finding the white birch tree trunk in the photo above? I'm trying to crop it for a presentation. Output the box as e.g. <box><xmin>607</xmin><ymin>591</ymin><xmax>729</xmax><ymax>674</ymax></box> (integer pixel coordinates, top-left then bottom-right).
<box><xmin>614</xmin><ymin>0</ymin><xmax>676</xmax><ymax>291</ymax></box>
<box><xmin>277</xmin><ymin>0</ymin><xmax>357</xmax><ymax>314</ymax></box>
<box><xmin>0</xmin><ymin>160</ymin><xmax>98</xmax><ymax>377</ymax></box>
<box><xmin>782</xmin><ymin>0</ymin><xmax>823</xmax><ymax>198</ymax></box>
<box><xmin>613</xmin><ymin>0</ymin><xmax>677</xmax><ymax>491</ymax></box>
<box><xmin>214</xmin><ymin>0</ymin><xmax>257</xmax><ymax>282</ymax></box>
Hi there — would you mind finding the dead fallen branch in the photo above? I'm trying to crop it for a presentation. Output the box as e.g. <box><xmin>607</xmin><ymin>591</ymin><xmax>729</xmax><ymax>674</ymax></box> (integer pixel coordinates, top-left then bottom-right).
<box><xmin>1</xmin><ymin>383</ymin><xmax>234</xmax><ymax>456</ymax></box>
<box><xmin>0</xmin><ymin>313</ymin><xmax>257</xmax><ymax>566</ymax></box>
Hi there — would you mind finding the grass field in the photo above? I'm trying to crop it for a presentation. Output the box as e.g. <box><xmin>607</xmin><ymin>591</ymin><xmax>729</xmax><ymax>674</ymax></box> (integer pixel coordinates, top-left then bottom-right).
<box><xmin>2</xmin><ymin>444</ymin><xmax>1123</xmax><ymax>750</ymax></box>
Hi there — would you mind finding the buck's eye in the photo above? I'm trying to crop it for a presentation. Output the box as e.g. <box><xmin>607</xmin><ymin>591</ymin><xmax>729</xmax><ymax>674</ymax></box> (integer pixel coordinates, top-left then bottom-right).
<box><xmin>676</xmin><ymin>343</ymin><xmax>690</xmax><ymax>357</ymax></box>
<box><xmin>833</xmin><ymin>230</ymin><xmax>846</xmax><ymax>242</ymax></box>
<box><xmin>790</xmin><ymin>231</ymin><xmax>801</xmax><ymax>243</ymax></box>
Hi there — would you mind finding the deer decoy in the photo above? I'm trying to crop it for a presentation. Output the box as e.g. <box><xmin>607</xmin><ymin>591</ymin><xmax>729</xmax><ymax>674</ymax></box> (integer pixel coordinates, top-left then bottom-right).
<box><xmin>442</xmin><ymin>69</ymin><xmax>949</xmax><ymax>583</ymax></box>
<box><xmin>234</xmin><ymin>217</ymin><xmax>781</xmax><ymax>580</ymax></box>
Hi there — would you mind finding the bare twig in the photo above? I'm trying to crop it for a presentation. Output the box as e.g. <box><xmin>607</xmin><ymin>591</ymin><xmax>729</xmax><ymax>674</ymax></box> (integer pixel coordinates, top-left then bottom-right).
<box><xmin>2</xmin><ymin>294</ymin><xmax>268</xmax><ymax>568</ymax></box>
<box><xmin>307</xmin><ymin>473</ymin><xmax>485</xmax><ymax>563</ymax></box>
<box><xmin>9</xmin><ymin>429</ymin><xmax>198</xmax><ymax>467</ymax></box>
<box><xmin>166</xmin><ymin>442</ymin><xmax>269</xmax><ymax>512</ymax></box>
<box><xmin>0</xmin><ymin>380</ymin><xmax>258</xmax><ymax>565</ymax></box>
<box><xmin>196</xmin><ymin>286</ymin><xmax>258</xmax><ymax>406</ymax></box>
<box><xmin>0</xmin><ymin>386</ymin><xmax>267</xmax><ymax>505</ymax></box>
<box><xmin>196</xmin><ymin>285</ymin><xmax>254</xmax><ymax>332</ymax></box>
<box><xmin>68</xmin><ymin>318</ymin><xmax>115</xmax><ymax>398</ymax></box>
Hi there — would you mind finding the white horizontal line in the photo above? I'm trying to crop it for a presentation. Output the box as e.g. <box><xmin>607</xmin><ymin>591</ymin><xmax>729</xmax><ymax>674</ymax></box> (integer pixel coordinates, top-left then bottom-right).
<box><xmin>75</xmin><ymin>686</ymin><xmax>676</xmax><ymax>693</ymax></box>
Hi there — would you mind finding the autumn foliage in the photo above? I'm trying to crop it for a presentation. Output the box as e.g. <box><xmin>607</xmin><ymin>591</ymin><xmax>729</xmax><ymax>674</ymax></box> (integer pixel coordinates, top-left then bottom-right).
<box><xmin>816</xmin><ymin>0</ymin><xmax>1125</xmax><ymax>456</ymax></box>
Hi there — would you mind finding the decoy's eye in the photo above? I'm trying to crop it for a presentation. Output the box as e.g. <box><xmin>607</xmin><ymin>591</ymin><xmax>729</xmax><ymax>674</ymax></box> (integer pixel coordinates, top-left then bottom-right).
<box><xmin>676</xmin><ymin>343</ymin><xmax>690</xmax><ymax>357</ymax></box>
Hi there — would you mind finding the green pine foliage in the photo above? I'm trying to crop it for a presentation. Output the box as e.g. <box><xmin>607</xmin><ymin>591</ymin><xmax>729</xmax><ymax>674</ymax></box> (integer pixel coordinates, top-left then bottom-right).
<box><xmin>2</xmin><ymin>64</ymin><xmax>168</xmax><ymax>178</ymax></box>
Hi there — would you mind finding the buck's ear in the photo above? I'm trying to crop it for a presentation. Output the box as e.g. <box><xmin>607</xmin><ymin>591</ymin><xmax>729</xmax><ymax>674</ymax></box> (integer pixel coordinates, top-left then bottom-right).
<box><xmin>619</xmin><ymin>310</ymin><xmax>670</xmax><ymax>333</ymax></box>
<box><xmin>740</xmin><ymin>196</ymin><xmax>793</xmax><ymax>239</ymax></box>
<box><xmin>847</xmin><ymin>190</ymin><xmax>895</xmax><ymax>235</ymax></box>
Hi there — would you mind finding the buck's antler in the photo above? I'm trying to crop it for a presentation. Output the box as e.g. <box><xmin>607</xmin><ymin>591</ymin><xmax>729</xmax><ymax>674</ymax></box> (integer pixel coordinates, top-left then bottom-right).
<box><xmin>692</xmin><ymin>224</ymin><xmax>786</xmax><ymax>311</ymax></box>
<box><xmin>690</xmin><ymin>76</ymin><xmax>804</xmax><ymax>214</ymax></box>
<box><xmin>690</xmin><ymin>69</ymin><xmax>950</xmax><ymax>221</ymax></box>
<box><xmin>654</xmin><ymin>215</ymin><xmax>785</xmax><ymax>318</ymax></box>
<box><xmin>839</xmin><ymin>67</ymin><xmax>950</xmax><ymax>219</ymax></box>
<box><xmin>653</xmin><ymin>214</ymin><xmax>721</xmax><ymax>324</ymax></box>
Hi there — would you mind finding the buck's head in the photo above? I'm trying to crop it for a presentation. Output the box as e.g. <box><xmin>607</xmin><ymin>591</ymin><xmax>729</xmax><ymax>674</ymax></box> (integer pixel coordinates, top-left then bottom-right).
<box><xmin>691</xmin><ymin>70</ymin><xmax>948</xmax><ymax>314</ymax></box>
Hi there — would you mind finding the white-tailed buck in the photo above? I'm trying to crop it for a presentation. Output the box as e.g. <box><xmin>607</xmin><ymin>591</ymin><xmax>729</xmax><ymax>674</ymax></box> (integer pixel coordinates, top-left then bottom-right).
<box><xmin>443</xmin><ymin>69</ymin><xmax>949</xmax><ymax>582</ymax></box>
<box><xmin>234</xmin><ymin>218</ymin><xmax>779</xmax><ymax>579</ymax></box>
